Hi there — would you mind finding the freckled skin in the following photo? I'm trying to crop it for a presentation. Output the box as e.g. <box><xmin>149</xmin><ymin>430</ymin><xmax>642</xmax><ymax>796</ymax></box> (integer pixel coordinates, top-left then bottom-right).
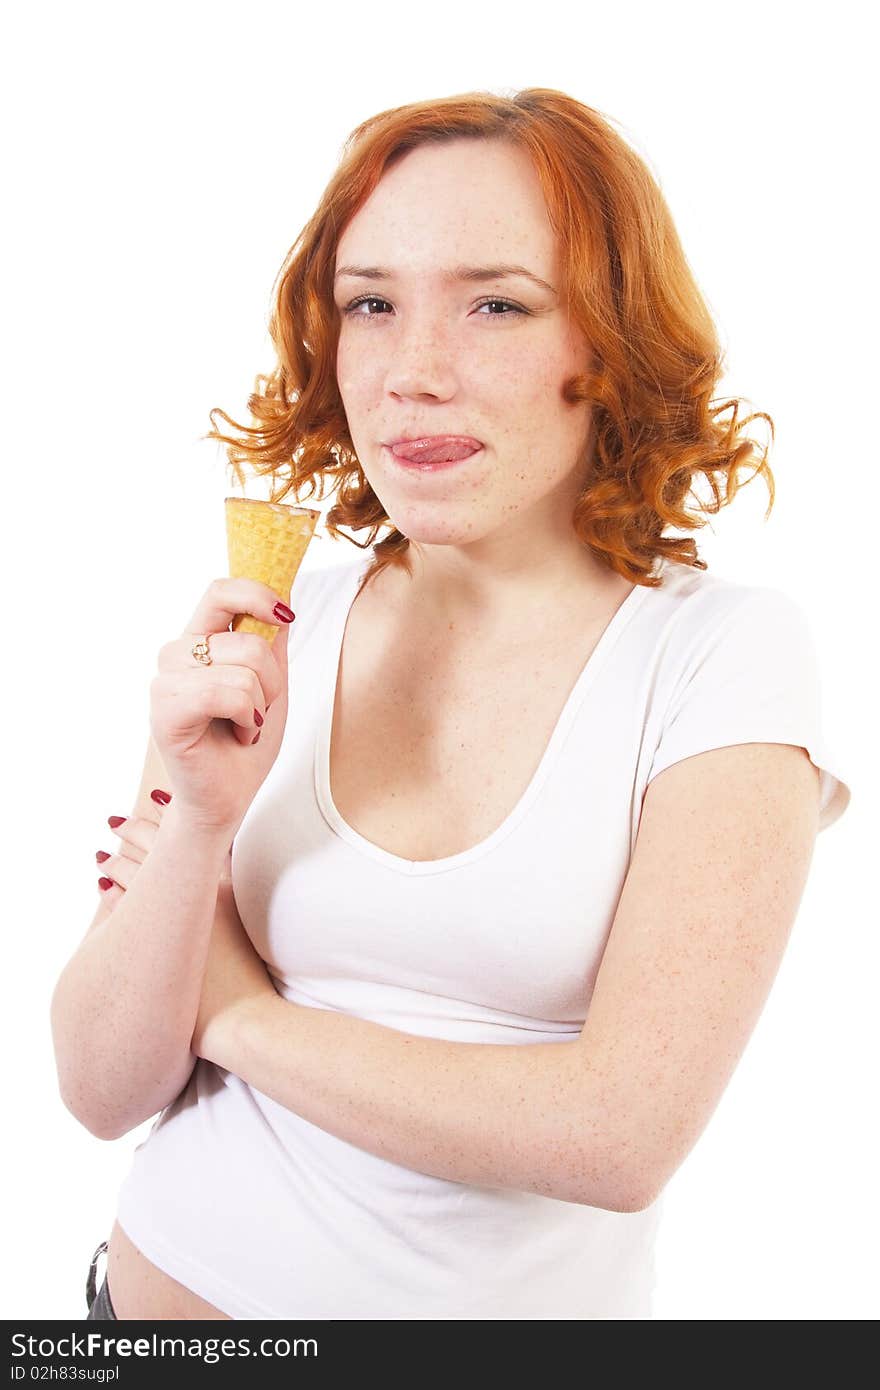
<box><xmin>333</xmin><ymin>138</ymin><xmax>611</xmax><ymax>626</ymax></box>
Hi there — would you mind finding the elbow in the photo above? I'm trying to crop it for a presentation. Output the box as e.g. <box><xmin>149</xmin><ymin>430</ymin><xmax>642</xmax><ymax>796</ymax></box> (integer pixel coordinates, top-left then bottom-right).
<box><xmin>577</xmin><ymin>1180</ymin><xmax>657</xmax><ymax>1213</ymax></box>
<box><xmin>52</xmin><ymin>1045</ymin><xmax>149</xmax><ymax>1142</ymax></box>
<box><xmin>49</xmin><ymin>1007</ymin><xmax>113</xmax><ymax>1140</ymax></box>
<box><xmin>76</xmin><ymin>1099</ymin><xmax>132</xmax><ymax>1142</ymax></box>
<box><xmin>59</xmin><ymin>1089</ymin><xmax>146</xmax><ymax>1143</ymax></box>
<box><xmin>56</xmin><ymin>1086</ymin><xmax>119</xmax><ymax>1142</ymax></box>
<box><xmin>605</xmin><ymin>1150</ymin><xmax>667</xmax><ymax>1211</ymax></box>
<box><xmin>575</xmin><ymin>1145</ymin><xmax>662</xmax><ymax>1213</ymax></box>
<box><xmin>585</xmin><ymin>1181</ymin><xmax>660</xmax><ymax>1214</ymax></box>
<box><xmin>603</xmin><ymin>1182</ymin><xmax>660</xmax><ymax>1214</ymax></box>
<box><xmin>55</xmin><ymin>1072</ymin><xmax>162</xmax><ymax>1141</ymax></box>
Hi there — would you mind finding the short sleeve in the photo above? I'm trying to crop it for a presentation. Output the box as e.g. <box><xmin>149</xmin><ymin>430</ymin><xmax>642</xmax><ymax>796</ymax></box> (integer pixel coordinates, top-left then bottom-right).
<box><xmin>647</xmin><ymin>585</ymin><xmax>851</xmax><ymax>832</ymax></box>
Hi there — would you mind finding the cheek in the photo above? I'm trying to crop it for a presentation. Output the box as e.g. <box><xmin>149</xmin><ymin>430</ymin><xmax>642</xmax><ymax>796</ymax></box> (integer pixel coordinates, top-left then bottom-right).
<box><xmin>335</xmin><ymin>331</ymin><xmax>373</xmax><ymax>392</ymax></box>
<box><xmin>493</xmin><ymin>345</ymin><xmax>570</xmax><ymax>415</ymax></box>
<box><xmin>335</xmin><ymin>339</ymin><xmax>355</xmax><ymax>398</ymax></box>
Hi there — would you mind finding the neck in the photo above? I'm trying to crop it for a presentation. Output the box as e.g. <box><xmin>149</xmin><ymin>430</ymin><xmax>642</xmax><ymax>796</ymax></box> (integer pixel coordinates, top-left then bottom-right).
<box><xmin>399</xmin><ymin>536</ymin><xmax>620</xmax><ymax>632</ymax></box>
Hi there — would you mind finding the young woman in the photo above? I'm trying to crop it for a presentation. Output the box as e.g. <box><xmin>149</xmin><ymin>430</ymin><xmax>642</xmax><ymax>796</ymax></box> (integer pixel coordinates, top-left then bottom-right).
<box><xmin>52</xmin><ymin>87</ymin><xmax>850</xmax><ymax>1321</ymax></box>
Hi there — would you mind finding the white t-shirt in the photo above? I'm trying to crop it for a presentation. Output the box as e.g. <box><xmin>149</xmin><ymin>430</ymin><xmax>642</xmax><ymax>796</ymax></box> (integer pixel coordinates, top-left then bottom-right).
<box><xmin>115</xmin><ymin>547</ymin><xmax>851</xmax><ymax>1319</ymax></box>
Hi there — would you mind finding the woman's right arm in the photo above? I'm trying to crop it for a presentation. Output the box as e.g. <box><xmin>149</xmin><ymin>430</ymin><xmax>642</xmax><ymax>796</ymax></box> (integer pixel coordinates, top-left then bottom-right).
<box><xmin>49</xmin><ymin>574</ymin><xmax>295</xmax><ymax>1142</ymax></box>
<box><xmin>49</xmin><ymin>737</ymin><xmax>232</xmax><ymax>1141</ymax></box>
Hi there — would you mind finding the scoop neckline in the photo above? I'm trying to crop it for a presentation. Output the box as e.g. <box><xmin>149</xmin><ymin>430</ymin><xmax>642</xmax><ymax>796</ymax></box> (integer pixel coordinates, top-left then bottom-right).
<box><xmin>314</xmin><ymin>553</ymin><xmax>655</xmax><ymax>877</ymax></box>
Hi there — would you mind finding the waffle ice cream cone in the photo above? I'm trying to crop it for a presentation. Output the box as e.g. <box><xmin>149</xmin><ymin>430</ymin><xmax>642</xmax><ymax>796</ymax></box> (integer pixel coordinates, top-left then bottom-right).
<box><xmin>225</xmin><ymin>497</ymin><xmax>320</xmax><ymax>643</ymax></box>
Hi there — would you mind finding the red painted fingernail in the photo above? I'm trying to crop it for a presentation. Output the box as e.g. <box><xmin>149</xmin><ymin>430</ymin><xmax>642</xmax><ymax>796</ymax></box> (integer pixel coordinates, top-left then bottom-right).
<box><xmin>96</xmin><ymin>851</ymin><xmax>111</xmax><ymax>863</ymax></box>
<box><xmin>151</xmin><ymin>789</ymin><xmax>172</xmax><ymax>806</ymax></box>
<box><xmin>273</xmin><ymin>602</ymin><xmax>295</xmax><ymax>623</ymax></box>
<box><xmin>252</xmin><ymin>730</ymin><xmax>261</xmax><ymax>744</ymax></box>
<box><xmin>253</xmin><ymin>709</ymin><xmax>264</xmax><ymax>727</ymax></box>
<box><xmin>98</xmin><ymin>877</ymin><xmax>114</xmax><ymax>891</ymax></box>
<box><xmin>108</xmin><ymin>816</ymin><xmax>126</xmax><ymax>829</ymax></box>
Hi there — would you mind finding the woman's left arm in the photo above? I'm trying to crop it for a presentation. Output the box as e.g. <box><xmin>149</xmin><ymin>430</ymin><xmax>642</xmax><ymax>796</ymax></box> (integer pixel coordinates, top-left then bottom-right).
<box><xmin>196</xmin><ymin>741</ymin><xmax>822</xmax><ymax>1215</ymax></box>
<box><xmin>192</xmin><ymin>886</ymin><xmax>620</xmax><ymax>1207</ymax></box>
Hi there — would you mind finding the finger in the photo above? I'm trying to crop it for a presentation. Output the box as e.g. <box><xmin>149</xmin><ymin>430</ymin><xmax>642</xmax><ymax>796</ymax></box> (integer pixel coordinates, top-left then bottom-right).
<box><xmin>184</xmin><ymin>666</ymin><xmax>266</xmax><ymax>747</ymax></box>
<box><xmin>182</xmin><ymin>577</ymin><xmax>296</xmax><ymax>644</ymax></box>
<box><xmin>97</xmin><ymin>850</ymin><xmax>142</xmax><ymax>890</ymax></box>
<box><xmin>97</xmin><ymin>879</ymin><xmax>125</xmax><ymax>909</ymax></box>
<box><xmin>268</xmin><ymin>611</ymin><xmax>293</xmax><ymax>676</ymax></box>
<box><xmin>159</xmin><ymin>629</ymin><xmax>284</xmax><ymax>711</ymax></box>
<box><xmin>151</xmin><ymin>669</ymin><xmax>266</xmax><ymax>747</ymax></box>
<box><xmin>107</xmin><ymin>815</ymin><xmax>162</xmax><ymax>863</ymax></box>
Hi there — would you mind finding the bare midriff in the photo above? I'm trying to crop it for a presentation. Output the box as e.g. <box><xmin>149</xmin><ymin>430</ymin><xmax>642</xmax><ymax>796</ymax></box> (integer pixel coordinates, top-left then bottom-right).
<box><xmin>106</xmin><ymin>1219</ymin><xmax>231</xmax><ymax>1321</ymax></box>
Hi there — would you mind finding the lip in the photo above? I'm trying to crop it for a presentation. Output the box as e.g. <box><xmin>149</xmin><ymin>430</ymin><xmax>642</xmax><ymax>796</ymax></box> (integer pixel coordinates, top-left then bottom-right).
<box><xmin>384</xmin><ymin>434</ymin><xmax>484</xmax><ymax>470</ymax></box>
<box><xmin>387</xmin><ymin>434</ymin><xmax>483</xmax><ymax>450</ymax></box>
<box><xmin>383</xmin><ymin>443</ymin><xmax>483</xmax><ymax>472</ymax></box>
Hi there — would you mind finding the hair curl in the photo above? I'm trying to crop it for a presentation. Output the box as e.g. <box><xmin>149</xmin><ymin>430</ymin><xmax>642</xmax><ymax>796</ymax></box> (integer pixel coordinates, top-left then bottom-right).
<box><xmin>205</xmin><ymin>87</ymin><xmax>774</xmax><ymax>593</ymax></box>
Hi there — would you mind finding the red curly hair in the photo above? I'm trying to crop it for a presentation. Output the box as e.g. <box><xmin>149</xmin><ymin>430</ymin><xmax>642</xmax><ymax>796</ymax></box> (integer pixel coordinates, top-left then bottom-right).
<box><xmin>205</xmin><ymin>87</ymin><xmax>774</xmax><ymax>592</ymax></box>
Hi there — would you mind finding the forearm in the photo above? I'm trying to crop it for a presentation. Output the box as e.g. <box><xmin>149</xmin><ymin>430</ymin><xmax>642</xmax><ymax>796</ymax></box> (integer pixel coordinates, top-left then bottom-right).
<box><xmin>50</xmin><ymin>804</ymin><xmax>231</xmax><ymax>1140</ymax></box>
<box><xmin>224</xmin><ymin>998</ymin><xmax>640</xmax><ymax>1212</ymax></box>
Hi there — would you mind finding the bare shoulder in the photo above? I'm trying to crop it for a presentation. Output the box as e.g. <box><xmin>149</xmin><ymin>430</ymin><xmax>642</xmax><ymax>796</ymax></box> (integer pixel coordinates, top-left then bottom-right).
<box><xmin>576</xmin><ymin>740</ymin><xmax>820</xmax><ymax>1211</ymax></box>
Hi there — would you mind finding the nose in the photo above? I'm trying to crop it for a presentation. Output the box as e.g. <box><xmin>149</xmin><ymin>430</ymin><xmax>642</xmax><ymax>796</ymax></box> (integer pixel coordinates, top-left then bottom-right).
<box><xmin>383</xmin><ymin>314</ymin><xmax>458</xmax><ymax>400</ymax></box>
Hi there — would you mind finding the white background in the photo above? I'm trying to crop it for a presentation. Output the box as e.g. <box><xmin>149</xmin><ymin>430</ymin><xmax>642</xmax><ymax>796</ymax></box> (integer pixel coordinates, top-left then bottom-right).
<box><xmin>3</xmin><ymin>0</ymin><xmax>876</xmax><ymax>1321</ymax></box>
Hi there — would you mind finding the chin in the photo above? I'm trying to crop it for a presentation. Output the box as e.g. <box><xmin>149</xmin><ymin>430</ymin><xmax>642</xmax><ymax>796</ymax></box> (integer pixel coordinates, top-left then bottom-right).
<box><xmin>388</xmin><ymin>515</ymin><xmax>485</xmax><ymax>547</ymax></box>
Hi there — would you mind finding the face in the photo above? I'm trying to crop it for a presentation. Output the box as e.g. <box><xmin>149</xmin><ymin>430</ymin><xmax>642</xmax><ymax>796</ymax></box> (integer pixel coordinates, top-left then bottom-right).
<box><xmin>333</xmin><ymin>138</ymin><xmax>595</xmax><ymax>560</ymax></box>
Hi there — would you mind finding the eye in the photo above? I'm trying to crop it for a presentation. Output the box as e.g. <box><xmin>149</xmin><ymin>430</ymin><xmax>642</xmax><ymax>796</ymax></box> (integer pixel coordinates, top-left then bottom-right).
<box><xmin>341</xmin><ymin>295</ymin><xmax>527</xmax><ymax>320</ymax></box>
<box><xmin>343</xmin><ymin>295</ymin><xmax>392</xmax><ymax>318</ymax></box>
<box><xmin>474</xmin><ymin>297</ymin><xmax>525</xmax><ymax>317</ymax></box>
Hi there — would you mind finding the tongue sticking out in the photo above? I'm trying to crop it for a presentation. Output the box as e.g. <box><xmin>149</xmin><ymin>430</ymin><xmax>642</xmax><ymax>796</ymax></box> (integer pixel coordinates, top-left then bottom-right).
<box><xmin>391</xmin><ymin>441</ymin><xmax>479</xmax><ymax>465</ymax></box>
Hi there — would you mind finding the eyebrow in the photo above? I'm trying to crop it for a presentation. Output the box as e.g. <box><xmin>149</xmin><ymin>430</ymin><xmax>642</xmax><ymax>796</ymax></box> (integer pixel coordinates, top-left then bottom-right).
<box><xmin>334</xmin><ymin>263</ymin><xmax>558</xmax><ymax>296</ymax></box>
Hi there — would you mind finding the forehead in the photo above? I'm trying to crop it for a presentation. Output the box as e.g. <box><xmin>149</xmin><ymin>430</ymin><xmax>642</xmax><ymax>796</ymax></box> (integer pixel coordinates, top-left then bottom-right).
<box><xmin>335</xmin><ymin>140</ymin><xmax>559</xmax><ymax>275</ymax></box>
